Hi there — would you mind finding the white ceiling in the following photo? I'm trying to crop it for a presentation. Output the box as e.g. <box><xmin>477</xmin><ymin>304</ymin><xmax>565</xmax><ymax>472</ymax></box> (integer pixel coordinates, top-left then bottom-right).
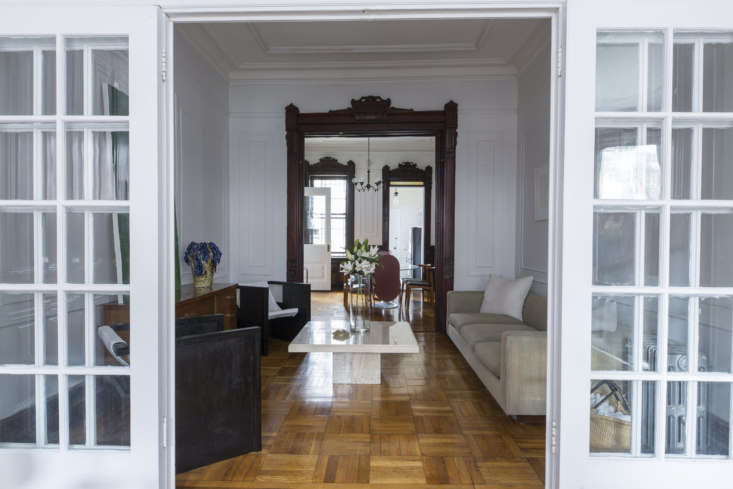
<box><xmin>178</xmin><ymin>18</ymin><xmax>546</xmax><ymax>74</ymax></box>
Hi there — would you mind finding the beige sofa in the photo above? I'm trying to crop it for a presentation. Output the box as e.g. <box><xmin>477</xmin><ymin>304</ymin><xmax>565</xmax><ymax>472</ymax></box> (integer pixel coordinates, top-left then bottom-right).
<box><xmin>446</xmin><ymin>290</ymin><xmax>547</xmax><ymax>416</ymax></box>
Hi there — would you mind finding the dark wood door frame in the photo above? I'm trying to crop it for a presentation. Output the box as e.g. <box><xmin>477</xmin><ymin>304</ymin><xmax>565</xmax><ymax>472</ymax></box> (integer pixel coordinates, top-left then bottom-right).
<box><xmin>286</xmin><ymin>96</ymin><xmax>457</xmax><ymax>332</ymax></box>
<box><xmin>381</xmin><ymin>162</ymin><xmax>433</xmax><ymax>266</ymax></box>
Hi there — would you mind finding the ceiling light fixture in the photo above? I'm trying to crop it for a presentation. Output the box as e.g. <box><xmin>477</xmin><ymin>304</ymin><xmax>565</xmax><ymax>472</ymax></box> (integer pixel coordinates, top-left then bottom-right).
<box><xmin>353</xmin><ymin>137</ymin><xmax>382</xmax><ymax>192</ymax></box>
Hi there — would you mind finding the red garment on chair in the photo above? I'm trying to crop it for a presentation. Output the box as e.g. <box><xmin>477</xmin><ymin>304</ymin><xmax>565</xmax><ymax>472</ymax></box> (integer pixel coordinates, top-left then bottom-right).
<box><xmin>373</xmin><ymin>253</ymin><xmax>401</xmax><ymax>302</ymax></box>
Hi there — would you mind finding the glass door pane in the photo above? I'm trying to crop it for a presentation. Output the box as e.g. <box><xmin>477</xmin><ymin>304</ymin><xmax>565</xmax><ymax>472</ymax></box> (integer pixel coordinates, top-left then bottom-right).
<box><xmin>561</xmin><ymin>2</ymin><xmax>733</xmax><ymax>486</ymax></box>
<box><xmin>0</xmin><ymin>5</ymin><xmax>160</xmax><ymax>486</ymax></box>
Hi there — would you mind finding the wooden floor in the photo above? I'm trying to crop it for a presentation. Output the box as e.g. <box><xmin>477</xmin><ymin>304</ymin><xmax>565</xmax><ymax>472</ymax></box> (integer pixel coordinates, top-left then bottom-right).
<box><xmin>311</xmin><ymin>291</ymin><xmax>436</xmax><ymax>332</ymax></box>
<box><xmin>177</xmin><ymin>293</ymin><xmax>546</xmax><ymax>489</ymax></box>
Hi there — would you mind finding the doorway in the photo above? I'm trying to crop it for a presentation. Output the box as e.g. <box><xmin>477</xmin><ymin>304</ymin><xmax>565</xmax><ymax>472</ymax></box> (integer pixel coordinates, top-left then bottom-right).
<box><xmin>302</xmin><ymin>135</ymin><xmax>437</xmax><ymax>328</ymax></box>
<box><xmin>286</xmin><ymin>100</ymin><xmax>456</xmax><ymax>333</ymax></box>
<box><xmin>165</xmin><ymin>10</ymin><xmax>562</xmax><ymax>489</ymax></box>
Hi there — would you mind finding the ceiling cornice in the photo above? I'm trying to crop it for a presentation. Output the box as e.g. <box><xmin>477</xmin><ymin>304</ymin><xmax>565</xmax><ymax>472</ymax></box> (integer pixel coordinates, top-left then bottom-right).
<box><xmin>230</xmin><ymin>57</ymin><xmax>515</xmax><ymax>81</ymax></box>
<box><xmin>245</xmin><ymin>20</ymin><xmax>495</xmax><ymax>57</ymax></box>
<box><xmin>246</xmin><ymin>22</ymin><xmax>269</xmax><ymax>53</ymax></box>
<box><xmin>177</xmin><ymin>24</ymin><xmax>235</xmax><ymax>78</ymax></box>
<box><xmin>508</xmin><ymin>20</ymin><xmax>550</xmax><ymax>74</ymax></box>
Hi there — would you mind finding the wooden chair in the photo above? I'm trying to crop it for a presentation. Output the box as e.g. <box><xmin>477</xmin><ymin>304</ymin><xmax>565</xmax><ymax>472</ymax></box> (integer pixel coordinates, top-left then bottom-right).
<box><xmin>373</xmin><ymin>252</ymin><xmax>401</xmax><ymax>303</ymax></box>
<box><xmin>401</xmin><ymin>264</ymin><xmax>436</xmax><ymax>311</ymax></box>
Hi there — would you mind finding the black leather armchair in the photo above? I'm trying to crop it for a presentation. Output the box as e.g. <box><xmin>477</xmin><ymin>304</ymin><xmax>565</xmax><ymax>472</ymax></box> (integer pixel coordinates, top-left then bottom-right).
<box><xmin>238</xmin><ymin>281</ymin><xmax>311</xmax><ymax>355</ymax></box>
<box><xmin>95</xmin><ymin>315</ymin><xmax>262</xmax><ymax>473</ymax></box>
<box><xmin>175</xmin><ymin>315</ymin><xmax>261</xmax><ymax>473</ymax></box>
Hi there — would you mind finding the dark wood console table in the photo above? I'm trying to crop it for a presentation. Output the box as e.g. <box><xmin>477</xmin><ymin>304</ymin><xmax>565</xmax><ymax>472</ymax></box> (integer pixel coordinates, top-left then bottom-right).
<box><xmin>103</xmin><ymin>282</ymin><xmax>238</xmax><ymax>330</ymax></box>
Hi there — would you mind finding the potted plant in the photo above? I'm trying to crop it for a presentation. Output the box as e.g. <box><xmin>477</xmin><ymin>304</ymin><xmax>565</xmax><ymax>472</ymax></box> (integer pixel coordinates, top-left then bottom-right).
<box><xmin>184</xmin><ymin>241</ymin><xmax>222</xmax><ymax>292</ymax></box>
<box><xmin>340</xmin><ymin>239</ymin><xmax>379</xmax><ymax>332</ymax></box>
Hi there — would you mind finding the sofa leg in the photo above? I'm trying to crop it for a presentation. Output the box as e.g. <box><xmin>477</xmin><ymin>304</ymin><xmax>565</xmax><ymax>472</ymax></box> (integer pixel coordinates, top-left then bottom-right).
<box><xmin>510</xmin><ymin>415</ymin><xmax>518</xmax><ymax>423</ymax></box>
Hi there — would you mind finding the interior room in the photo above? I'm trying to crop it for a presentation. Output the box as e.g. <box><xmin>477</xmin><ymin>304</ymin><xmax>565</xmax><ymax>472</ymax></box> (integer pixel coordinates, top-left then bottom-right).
<box><xmin>163</xmin><ymin>16</ymin><xmax>553</xmax><ymax>488</ymax></box>
<box><xmin>0</xmin><ymin>14</ymin><xmax>556</xmax><ymax>486</ymax></box>
<box><xmin>303</xmin><ymin>135</ymin><xmax>437</xmax><ymax>329</ymax></box>
<box><xmin>0</xmin><ymin>16</ymin><xmax>552</xmax><ymax>486</ymax></box>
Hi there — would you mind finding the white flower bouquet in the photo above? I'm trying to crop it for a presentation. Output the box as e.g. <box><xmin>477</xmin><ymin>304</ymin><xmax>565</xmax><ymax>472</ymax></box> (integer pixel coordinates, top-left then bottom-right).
<box><xmin>340</xmin><ymin>238</ymin><xmax>379</xmax><ymax>280</ymax></box>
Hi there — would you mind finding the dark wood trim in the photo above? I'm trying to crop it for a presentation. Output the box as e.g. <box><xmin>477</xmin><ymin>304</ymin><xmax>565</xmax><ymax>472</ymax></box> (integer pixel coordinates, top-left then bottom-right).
<box><xmin>285</xmin><ymin>104</ymin><xmax>303</xmax><ymax>282</ymax></box>
<box><xmin>286</xmin><ymin>96</ymin><xmax>457</xmax><ymax>332</ymax></box>
<box><xmin>305</xmin><ymin>156</ymin><xmax>356</xmax><ymax>251</ymax></box>
<box><xmin>381</xmin><ymin>162</ymin><xmax>432</xmax><ymax>266</ymax></box>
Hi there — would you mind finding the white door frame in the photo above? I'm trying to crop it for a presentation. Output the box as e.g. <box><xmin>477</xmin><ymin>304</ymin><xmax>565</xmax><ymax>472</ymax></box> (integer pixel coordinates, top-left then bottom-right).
<box><xmin>160</xmin><ymin>3</ymin><xmax>566</xmax><ymax>489</ymax></box>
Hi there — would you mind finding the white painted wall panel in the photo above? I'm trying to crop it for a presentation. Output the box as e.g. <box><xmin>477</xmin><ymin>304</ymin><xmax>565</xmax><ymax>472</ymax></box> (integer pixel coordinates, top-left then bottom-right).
<box><xmin>229</xmin><ymin>77</ymin><xmax>518</xmax><ymax>289</ymax></box>
<box><xmin>516</xmin><ymin>41</ymin><xmax>551</xmax><ymax>295</ymax></box>
<box><xmin>175</xmin><ymin>31</ymin><xmax>230</xmax><ymax>284</ymax></box>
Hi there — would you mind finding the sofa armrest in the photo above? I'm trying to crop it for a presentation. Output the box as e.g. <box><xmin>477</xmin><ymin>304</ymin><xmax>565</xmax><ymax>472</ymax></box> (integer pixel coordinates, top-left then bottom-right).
<box><xmin>500</xmin><ymin>330</ymin><xmax>547</xmax><ymax>415</ymax></box>
<box><xmin>446</xmin><ymin>290</ymin><xmax>484</xmax><ymax>314</ymax></box>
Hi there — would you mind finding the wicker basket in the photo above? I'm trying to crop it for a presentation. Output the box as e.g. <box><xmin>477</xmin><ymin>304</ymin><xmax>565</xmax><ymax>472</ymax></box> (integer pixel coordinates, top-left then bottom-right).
<box><xmin>589</xmin><ymin>381</ymin><xmax>632</xmax><ymax>452</ymax></box>
<box><xmin>590</xmin><ymin>412</ymin><xmax>631</xmax><ymax>452</ymax></box>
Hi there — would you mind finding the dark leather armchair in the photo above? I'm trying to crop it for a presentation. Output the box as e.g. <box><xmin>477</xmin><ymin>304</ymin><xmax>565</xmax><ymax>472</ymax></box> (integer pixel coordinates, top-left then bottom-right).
<box><xmin>238</xmin><ymin>281</ymin><xmax>311</xmax><ymax>354</ymax></box>
<box><xmin>175</xmin><ymin>316</ymin><xmax>261</xmax><ymax>473</ymax></box>
<box><xmin>96</xmin><ymin>315</ymin><xmax>262</xmax><ymax>473</ymax></box>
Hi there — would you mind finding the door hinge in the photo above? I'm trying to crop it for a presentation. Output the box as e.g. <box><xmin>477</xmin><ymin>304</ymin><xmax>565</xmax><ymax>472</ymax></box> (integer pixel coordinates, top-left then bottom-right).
<box><xmin>550</xmin><ymin>419</ymin><xmax>558</xmax><ymax>453</ymax></box>
<box><xmin>556</xmin><ymin>46</ymin><xmax>564</xmax><ymax>78</ymax></box>
<box><xmin>161</xmin><ymin>50</ymin><xmax>168</xmax><ymax>82</ymax></box>
<box><xmin>162</xmin><ymin>416</ymin><xmax>168</xmax><ymax>448</ymax></box>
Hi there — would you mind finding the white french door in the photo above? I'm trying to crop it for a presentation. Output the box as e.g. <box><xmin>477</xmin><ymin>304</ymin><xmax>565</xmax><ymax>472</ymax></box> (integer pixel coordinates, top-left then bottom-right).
<box><xmin>560</xmin><ymin>0</ymin><xmax>733</xmax><ymax>486</ymax></box>
<box><xmin>0</xmin><ymin>4</ymin><xmax>163</xmax><ymax>488</ymax></box>
<box><xmin>304</xmin><ymin>187</ymin><xmax>332</xmax><ymax>291</ymax></box>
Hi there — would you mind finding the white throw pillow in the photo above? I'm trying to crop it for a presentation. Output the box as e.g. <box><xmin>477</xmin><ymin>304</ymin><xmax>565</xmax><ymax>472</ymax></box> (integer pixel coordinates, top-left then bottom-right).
<box><xmin>479</xmin><ymin>274</ymin><xmax>534</xmax><ymax>321</ymax></box>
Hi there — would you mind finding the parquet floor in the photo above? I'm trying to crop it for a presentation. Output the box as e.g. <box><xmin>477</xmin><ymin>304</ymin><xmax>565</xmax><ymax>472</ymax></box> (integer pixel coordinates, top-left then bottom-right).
<box><xmin>310</xmin><ymin>290</ymin><xmax>436</xmax><ymax>332</ymax></box>
<box><xmin>176</xmin><ymin>293</ymin><xmax>546</xmax><ymax>489</ymax></box>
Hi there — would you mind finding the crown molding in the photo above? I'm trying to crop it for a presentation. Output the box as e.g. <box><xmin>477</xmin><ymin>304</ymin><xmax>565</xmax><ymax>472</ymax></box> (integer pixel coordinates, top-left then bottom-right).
<box><xmin>509</xmin><ymin>19</ymin><xmax>550</xmax><ymax>74</ymax></box>
<box><xmin>246</xmin><ymin>22</ymin><xmax>270</xmax><ymax>53</ymax></box>
<box><xmin>245</xmin><ymin>20</ymin><xmax>494</xmax><ymax>57</ymax></box>
<box><xmin>230</xmin><ymin>57</ymin><xmax>515</xmax><ymax>81</ymax></box>
<box><xmin>177</xmin><ymin>23</ymin><xmax>234</xmax><ymax>78</ymax></box>
<box><xmin>265</xmin><ymin>41</ymin><xmax>481</xmax><ymax>55</ymax></box>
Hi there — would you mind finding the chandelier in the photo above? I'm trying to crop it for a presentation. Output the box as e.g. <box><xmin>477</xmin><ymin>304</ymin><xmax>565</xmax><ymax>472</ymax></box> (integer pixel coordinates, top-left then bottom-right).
<box><xmin>353</xmin><ymin>138</ymin><xmax>382</xmax><ymax>192</ymax></box>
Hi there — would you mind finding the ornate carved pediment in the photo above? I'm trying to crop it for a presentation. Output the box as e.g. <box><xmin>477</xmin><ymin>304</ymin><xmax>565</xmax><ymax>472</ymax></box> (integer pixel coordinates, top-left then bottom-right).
<box><xmin>397</xmin><ymin>161</ymin><xmax>418</xmax><ymax>170</ymax></box>
<box><xmin>305</xmin><ymin>156</ymin><xmax>356</xmax><ymax>177</ymax></box>
<box><xmin>329</xmin><ymin>96</ymin><xmax>414</xmax><ymax>121</ymax></box>
<box><xmin>387</xmin><ymin>161</ymin><xmax>431</xmax><ymax>182</ymax></box>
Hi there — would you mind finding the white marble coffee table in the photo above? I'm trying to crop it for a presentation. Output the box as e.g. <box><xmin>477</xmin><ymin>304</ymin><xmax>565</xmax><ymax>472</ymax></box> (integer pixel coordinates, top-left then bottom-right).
<box><xmin>288</xmin><ymin>320</ymin><xmax>419</xmax><ymax>384</ymax></box>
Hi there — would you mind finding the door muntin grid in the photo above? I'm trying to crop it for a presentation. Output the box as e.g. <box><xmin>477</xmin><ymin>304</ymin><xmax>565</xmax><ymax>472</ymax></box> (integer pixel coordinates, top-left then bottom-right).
<box><xmin>0</xmin><ymin>35</ymin><xmax>131</xmax><ymax>450</ymax></box>
<box><xmin>590</xmin><ymin>29</ymin><xmax>733</xmax><ymax>459</ymax></box>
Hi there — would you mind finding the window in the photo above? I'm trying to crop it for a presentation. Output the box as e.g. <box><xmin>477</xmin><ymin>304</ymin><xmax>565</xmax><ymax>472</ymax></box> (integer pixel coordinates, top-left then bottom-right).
<box><xmin>312</xmin><ymin>177</ymin><xmax>347</xmax><ymax>255</ymax></box>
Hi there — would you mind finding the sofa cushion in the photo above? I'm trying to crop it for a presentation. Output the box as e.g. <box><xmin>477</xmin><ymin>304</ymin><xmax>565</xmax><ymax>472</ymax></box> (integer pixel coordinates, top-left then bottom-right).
<box><xmin>473</xmin><ymin>341</ymin><xmax>501</xmax><ymax>377</ymax></box>
<box><xmin>460</xmin><ymin>323</ymin><xmax>533</xmax><ymax>345</ymax></box>
<box><xmin>480</xmin><ymin>274</ymin><xmax>533</xmax><ymax>320</ymax></box>
<box><xmin>269</xmin><ymin>308</ymin><xmax>298</xmax><ymax>320</ymax></box>
<box><xmin>448</xmin><ymin>312</ymin><xmax>522</xmax><ymax>330</ymax></box>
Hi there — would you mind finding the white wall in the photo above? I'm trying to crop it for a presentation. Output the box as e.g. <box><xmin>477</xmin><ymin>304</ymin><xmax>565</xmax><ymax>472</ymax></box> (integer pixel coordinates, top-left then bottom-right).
<box><xmin>229</xmin><ymin>77</ymin><xmax>518</xmax><ymax>289</ymax></box>
<box><xmin>174</xmin><ymin>30</ymin><xmax>230</xmax><ymax>284</ymax></box>
<box><xmin>304</xmin><ymin>138</ymin><xmax>435</xmax><ymax>245</ymax></box>
<box><xmin>516</xmin><ymin>40</ymin><xmax>551</xmax><ymax>296</ymax></box>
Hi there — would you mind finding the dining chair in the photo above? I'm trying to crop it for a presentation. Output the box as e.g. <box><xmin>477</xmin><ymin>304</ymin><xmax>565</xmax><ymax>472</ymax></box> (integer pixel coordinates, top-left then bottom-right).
<box><xmin>401</xmin><ymin>264</ymin><xmax>436</xmax><ymax>312</ymax></box>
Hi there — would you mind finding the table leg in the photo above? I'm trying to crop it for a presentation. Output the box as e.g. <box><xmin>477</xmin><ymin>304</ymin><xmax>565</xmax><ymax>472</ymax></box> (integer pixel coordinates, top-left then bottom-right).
<box><xmin>332</xmin><ymin>352</ymin><xmax>381</xmax><ymax>384</ymax></box>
